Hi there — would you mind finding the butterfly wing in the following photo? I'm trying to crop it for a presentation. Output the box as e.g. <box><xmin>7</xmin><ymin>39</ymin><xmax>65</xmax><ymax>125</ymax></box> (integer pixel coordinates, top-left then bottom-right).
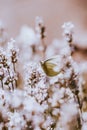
<box><xmin>45</xmin><ymin>62</ymin><xmax>59</xmax><ymax>76</ymax></box>
<box><xmin>42</xmin><ymin>57</ymin><xmax>60</xmax><ymax>76</ymax></box>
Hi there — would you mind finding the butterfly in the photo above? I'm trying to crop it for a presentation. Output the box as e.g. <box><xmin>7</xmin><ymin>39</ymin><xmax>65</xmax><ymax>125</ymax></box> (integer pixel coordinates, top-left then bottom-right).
<box><xmin>40</xmin><ymin>55</ymin><xmax>61</xmax><ymax>77</ymax></box>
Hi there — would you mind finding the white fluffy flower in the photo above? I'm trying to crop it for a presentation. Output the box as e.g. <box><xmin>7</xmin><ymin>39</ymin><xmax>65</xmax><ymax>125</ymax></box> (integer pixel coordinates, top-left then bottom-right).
<box><xmin>62</xmin><ymin>22</ymin><xmax>74</xmax><ymax>34</ymax></box>
<box><xmin>18</xmin><ymin>26</ymin><xmax>39</xmax><ymax>46</ymax></box>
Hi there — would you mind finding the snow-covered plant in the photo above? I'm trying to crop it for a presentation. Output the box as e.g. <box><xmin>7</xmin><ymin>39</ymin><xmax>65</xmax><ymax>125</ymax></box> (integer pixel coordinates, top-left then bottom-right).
<box><xmin>62</xmin><ymin>22</ymin><xmax>74</xmax><ymax>43</ymax></box>
<box><xmin>0</xmin><ymin>18</ymin><xmax>86</xmax><ymax>130</ymax></box>
<box><xmin>0</xmin><ymin>39</ymin><xmax>19</xmax><ymax>90</ymax></box>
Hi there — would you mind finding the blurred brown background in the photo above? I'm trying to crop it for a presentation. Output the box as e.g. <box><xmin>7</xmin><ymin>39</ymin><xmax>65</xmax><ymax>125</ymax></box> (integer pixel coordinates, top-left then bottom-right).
<box><xmin>0</xmin><ymin>0</ymin><xmax>87</xmax><ymax>43</ymax></box>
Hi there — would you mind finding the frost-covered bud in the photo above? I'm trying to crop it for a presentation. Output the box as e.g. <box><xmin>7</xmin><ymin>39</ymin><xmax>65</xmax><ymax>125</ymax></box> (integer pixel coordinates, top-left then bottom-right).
<box><xmin>0</xmin><ymin>48</ymin><xmax>8</xmax><ymax>68</ymax></box>
<box><xmin>35</xmin><ymin>16</ymin><xmax>46</xmax><ymax>39</ymax></box>
<box><xmin>7</xmin><ymin>39</ymin><xmax>19</xmax><ymax>62</ymax></box>
<box><xmin>62</xmin><ymin>22</ymin><xmax>74</xmax><ymax>43</ymax></box>
<box><xmin>1</xmin><ymin>55</ymin><xmax>8</xmax><ymax>68</ymax></box>
<box><xmin>11</xmin><ymin>50</ymin><xmax>17</xmax><ymax>63</ymax></box>
<box><xmin>4</xmin><ymin>76</ymin><xmax>13</xmax><ymax>85</ymax></box>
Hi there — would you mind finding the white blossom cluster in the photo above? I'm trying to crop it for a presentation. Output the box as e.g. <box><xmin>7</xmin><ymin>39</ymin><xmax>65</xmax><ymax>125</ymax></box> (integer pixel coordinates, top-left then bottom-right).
<box><xmin>0</xmin><ymin>39</ymin><xmax>18</xmax><ymax>91</ymax></box>
<box><xmin>24</xmin><ymin>62</ymin><xmax>48</xmax><ymax>104</ymax></box>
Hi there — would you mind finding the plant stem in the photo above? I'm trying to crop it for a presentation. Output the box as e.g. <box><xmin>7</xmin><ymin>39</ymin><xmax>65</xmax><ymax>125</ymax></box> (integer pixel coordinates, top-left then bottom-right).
<box><xmin>74</xmin><ymin>90</ymin><xmax>82</xmax><ymax>130</ymax></box>
<box><xmin>7</xmin><ymin>68</ymin><xmax>14</xmax><ymax>90</ymax></box>
<box><xmin>13</xmin><ymin>63</ymin><xmax>17</xmax><ymax>88</ymax></box>
<box><xmin>1</xmin><ymin>80</ymin><xmax>3</xmax><ymax>89</ymax></box>
<box><xmin>41</xmin><ymin>38</ymin><xmax>46</xmax><ymax>59</ymax></box>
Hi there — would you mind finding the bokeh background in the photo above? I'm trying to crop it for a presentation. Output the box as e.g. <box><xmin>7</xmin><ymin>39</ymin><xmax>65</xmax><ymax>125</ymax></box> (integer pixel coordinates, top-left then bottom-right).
<box><xmin>0</xmin><ymin>0</ymin><xmax>87</xmax><ymax>44</ymax></box>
